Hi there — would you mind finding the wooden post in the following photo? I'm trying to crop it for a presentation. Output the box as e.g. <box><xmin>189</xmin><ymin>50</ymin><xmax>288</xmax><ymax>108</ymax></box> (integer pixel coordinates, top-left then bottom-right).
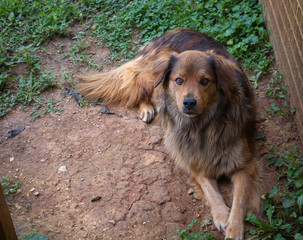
<box><xmin>0</xmin><ymin>186</ymin><xmax>17</xmax><ymax>240</ymax></box>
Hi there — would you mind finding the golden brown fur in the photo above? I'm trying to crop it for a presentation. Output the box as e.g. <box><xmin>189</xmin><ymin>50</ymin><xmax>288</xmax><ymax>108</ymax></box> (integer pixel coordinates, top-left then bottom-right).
<box><xmin>77</xmin><ymin>28</ymin><xmax>261</xmax><ymax>239</ymax></box>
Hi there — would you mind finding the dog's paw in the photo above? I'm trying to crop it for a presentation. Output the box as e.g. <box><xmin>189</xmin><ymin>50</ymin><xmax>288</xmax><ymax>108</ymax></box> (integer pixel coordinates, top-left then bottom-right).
<box><xmin>212</xmin><ymin>206</ymin><xmax>229</xmax><ymax>234</ymax></box>
<box><xmin>138</xmin><ymin>103</ymin><xmax>155</xmax><ymax>123</ymax></box>
<box><xmin>225</xmin><ymin>219</ymin><xmax>244</xmax><ymax>240</ymax></box>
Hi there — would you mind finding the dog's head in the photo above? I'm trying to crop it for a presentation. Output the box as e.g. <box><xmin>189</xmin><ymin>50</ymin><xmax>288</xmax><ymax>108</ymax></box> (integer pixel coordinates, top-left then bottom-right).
<box><xmin>155</xmin><ymin>50</ymin><xmax>241</xmax><ymax>117</ymax></box>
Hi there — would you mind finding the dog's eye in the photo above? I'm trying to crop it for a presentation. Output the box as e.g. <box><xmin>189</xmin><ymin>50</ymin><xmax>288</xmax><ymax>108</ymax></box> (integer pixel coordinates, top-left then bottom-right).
<box><xmin>200</xmin><ymin>78</ymin><xmax>210</xmax><ymax>86</ymax></box>
<box><xmin>175</xmin><ymin>78</ymin><xmax>184</xmax><ymax>85</ymax></box>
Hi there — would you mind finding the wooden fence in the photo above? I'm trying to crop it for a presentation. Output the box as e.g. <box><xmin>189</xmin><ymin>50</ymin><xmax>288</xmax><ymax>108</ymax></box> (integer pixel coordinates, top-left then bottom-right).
<box><xmin>261</xmin><ymin>0</ymin><xmax>303</xmax><ymax>140</ymax></box>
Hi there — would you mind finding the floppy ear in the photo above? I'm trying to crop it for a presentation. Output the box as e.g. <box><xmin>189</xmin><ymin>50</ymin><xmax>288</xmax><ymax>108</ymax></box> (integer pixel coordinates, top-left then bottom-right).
<box><xmin>210</xmin><ymin>54</ymin><xmax>241</xmax><ymax>95</ymax></box>
<box><xmin>154</xmin><ymin>54</ymin><xmax>178</xmax><ymax>88</ymax></box>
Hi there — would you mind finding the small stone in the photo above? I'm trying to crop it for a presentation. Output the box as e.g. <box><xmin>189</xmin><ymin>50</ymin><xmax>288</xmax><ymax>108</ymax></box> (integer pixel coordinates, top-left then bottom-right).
<box><xmin>187</xmin><ymin>188</ymin><xmax>194</xmax><ymax>195</ymax></box>
<box><xmin>57</xmin><ymin>187</ymin><xmax>61</xmax><ymax>191</ymax></box>
<box><xmin>34</xmin><ymin>191</ymin><xmax>40</xmax><ymax>196</ymax></box>
<box><xmin>10</xmin><ymin>157</ymin><xmax>14</xmax><ymax>162</ymax></box>
<box><xmin>91</xmin><ymin>196</ymin><xmax>101</xmax><ymax>202</ymax></box>
<box><xmin>15</xmin><ymin>203</ymin><xmax>22</xmax><ymax>210</ymax></box>
<box><xmin>143</xmin><ymin>222</ymin><xmax>146</xmax><ymax>225</ymax></box>
<box><xmin>40</xmin><ymin>159</ymin><xmax>46</xmax><ymax>163</ymax></box>
<box><xmin>30</xmin><ymin>187</ymin><xmax>35</xmax><ymax>192</ymax></box>
<box><xmin>58</xmin><ymin>166</ymin><xmax>67</xmax><ymax>173</ymax></box>
<box><xmin>109</xmin><ymin>220</ymin><xmax>116</xmax><ymax>225</ymax></box>
<box><xmin>17</xmin><ymin>189</ymin><xmax>21</xmax><ymax>194</ymax></box>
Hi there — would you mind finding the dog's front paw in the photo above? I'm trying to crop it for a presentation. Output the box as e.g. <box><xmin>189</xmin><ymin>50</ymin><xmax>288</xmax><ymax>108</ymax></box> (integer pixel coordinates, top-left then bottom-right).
<box><xmin>212</xmin><ymin>206</ymin><xmax>229</xmax><ymax>234</ymax></box>
<box><xmin>225</xmin><ymin>219</ymin><xmax>244</xmax><ymax>240</ymax></box>
<box><xmin>138</xmin><ymin>103</ymin><xmax>155</xmax><ymax>123</ymax></box>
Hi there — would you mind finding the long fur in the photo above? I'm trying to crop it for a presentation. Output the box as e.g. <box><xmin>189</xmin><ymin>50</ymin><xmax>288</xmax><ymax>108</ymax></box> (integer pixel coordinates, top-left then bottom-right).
<box><xmin>77</xmin><ymin>49</ymin><xmax>172</xmax><ymax>108</ymax></box>
<box><xmin>77</xmin><ymin>28</ymin><xmax>261</xmax><ymax>239</ymax></box>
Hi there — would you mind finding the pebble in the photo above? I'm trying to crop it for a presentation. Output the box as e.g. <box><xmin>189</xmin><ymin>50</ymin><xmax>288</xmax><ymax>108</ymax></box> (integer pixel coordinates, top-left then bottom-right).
<box><xmin>10</xmin><ymin>157</ymin><xmax>14</xmax><ymax>162</ymax></box>
<box><xmin>40</xmin><ymin>159</ymin><xmax>46</xmax><ymax>163</ymax></box>
<box><xmin>187</xmin><ymin>188</ymin><xmax>194</xmax><ymax>195</ymax></box>
<box><xmin>30</xmin><ymin>187</ymin><xmax>35</xmax><ymax>192</ymax></box>
<box><xmin>34</xmin><ymin>191</ymin><xmax>40</xmax><ymax>196</ymax></box>
<box><xmin>91</xmin><ymin>196</ymin><xmax>101</xmax><ymax>202</ymax></box>
<box><xmin>58</xmin><ymin>166</ymin><xmax>67</xmax><ymax>173</ymax></box>
<box><xmin>109</xmin><ymin>220</ymin><xmax>116</xmax><ymax>225</ymax></box>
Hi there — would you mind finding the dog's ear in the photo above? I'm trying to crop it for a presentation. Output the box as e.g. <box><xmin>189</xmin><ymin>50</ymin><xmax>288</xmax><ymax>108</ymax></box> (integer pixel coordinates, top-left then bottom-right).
<box><xmin>209</xmin><ymin>54</ymin><xmax>241</xmax><ymax>95</ymax></box>
<box><xmin>154</xmin><ymin>54</ymin><xmax>178</xmax><ymax>88</ymax></box>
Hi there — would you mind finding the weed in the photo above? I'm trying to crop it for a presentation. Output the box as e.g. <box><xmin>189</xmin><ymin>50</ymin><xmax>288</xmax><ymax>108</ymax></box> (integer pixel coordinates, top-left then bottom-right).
<box><xmin>0</xmin><ymin>0</ymin><xmax>272</xmax><ymax>117</ymax></box>
<box><xmin>19</xmin><ymin>230</ymin><xmax>49</xmax><ymax>240</ymax></box>
<box><xmin>264</xmin><ymin>71</ymin><xmax>294</xmax><ymax>116</ymax></box>
<box><xmin>0</xmin><ymin>176</ymin><xmax>19</xmax><ymax>195</ymax></box>
<box><xmin>246</xmin><ymin>146</ymin><xmax>303</xmax><ymax>239</ymax></box>
<box><xmin>249</xmin><ymin>71</ymin><xmax>262</xmax><ymax>89</ymax></box>
<box><xmin>0</xmin><ymin>0</ymin><xmax>87</xmax><ymax>118</ymax></box>
<box><xmin>90</xmin><ymin>0</ymin><xmax>272</xmax><ymax>73</ymax></box>
<box><xmin>64</xmin><ymin>34</ymin><xmax>103</xmax><ymax>70</ymax></box>
<box><xmin>177</xmin><ymin>219</ymin><xmax>217</xmax><ymax>240</ymax></box>
<box><xmin>266</xmin><ymin>71</ymin><xmax>287</xmax><ymax>100</ymax></box>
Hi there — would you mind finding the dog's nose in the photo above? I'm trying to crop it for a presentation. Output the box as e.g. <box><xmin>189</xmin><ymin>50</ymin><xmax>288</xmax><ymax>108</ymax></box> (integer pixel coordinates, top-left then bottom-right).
<box><xmin>183</xmin><ymin>98</ymin><xmax>197</xmax><ymax>110</ymax></box>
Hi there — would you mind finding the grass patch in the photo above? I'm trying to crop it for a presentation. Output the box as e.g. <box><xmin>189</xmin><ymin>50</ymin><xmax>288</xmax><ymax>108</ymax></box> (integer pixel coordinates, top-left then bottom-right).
<box><xmin>90</xmin><ymin>0</ymin><xmax>272</xmax><ymax>73</ymax></box>
<box><xmin>177</xmin><ymin>218</ymin><xmax>216</xmax><ymax>240</ymax></box>
<box><xmin>1</xmin><ymin>176</ymin><xmax>19</xmax><ymax>196</ymax></box>
<box><xmin>0</xmin><ymin>0</ymin><xmax>86</xmax><ymax>118</ymax></box>
<box><xmin>246</xmin><ymin>146</ymin><xmax>303</xmax><ymax>239</ymax></box>
<box><xmin>1</xmin><ymin>0</ymin><xmax>272</xmax><ymax>118</ymax></box>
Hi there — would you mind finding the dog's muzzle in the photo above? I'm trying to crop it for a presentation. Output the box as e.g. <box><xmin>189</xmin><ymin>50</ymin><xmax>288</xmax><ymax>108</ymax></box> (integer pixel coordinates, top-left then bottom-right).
<box><xmin>182</xmin><ymin>97</ymin><xmax>197</xmax><ymax>115</ymax></box>
<box><xmin>183</xmin><ymin>97</ymin><xmax>197</xmax><ymax>110</ymax></box>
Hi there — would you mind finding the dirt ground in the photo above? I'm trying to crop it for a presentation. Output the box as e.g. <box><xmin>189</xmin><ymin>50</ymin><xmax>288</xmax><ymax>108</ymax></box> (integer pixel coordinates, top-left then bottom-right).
<box><xmin>0</xmin><ymin>30</ymin><xmax>302</xmax><ymax>240</ymax></box>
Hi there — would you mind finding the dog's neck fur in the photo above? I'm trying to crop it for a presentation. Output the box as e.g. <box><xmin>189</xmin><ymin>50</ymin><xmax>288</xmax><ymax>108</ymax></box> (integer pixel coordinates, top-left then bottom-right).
<box><xmin>160</xmin><ymin>91</ymin><xmax>247</xmax><ymax>178</ymax></box>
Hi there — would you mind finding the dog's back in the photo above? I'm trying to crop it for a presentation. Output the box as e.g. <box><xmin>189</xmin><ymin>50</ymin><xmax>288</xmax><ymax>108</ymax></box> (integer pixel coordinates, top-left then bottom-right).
<box><xmin>139</xmin><ymin>28</ymin><xmax>234</xmax><ymax>60</ymax></box>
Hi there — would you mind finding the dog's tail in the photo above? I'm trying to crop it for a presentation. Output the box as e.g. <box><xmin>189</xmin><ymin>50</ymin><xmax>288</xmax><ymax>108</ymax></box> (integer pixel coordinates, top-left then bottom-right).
<box><xmin>77</xmin><ymin>52</ymin><xmax>171</xmax><ymax>108</ymax></box>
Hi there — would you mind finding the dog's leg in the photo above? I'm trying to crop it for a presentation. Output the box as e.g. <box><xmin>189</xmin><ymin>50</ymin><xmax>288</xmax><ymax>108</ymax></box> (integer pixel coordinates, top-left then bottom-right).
<box><xmin>195</xmin><ymin>175</ymin><xmax>230</xmax><ymax>233</ymax></box>
<box><xmin>225</xmin><ymin>161</ymin><xmax>260</xmax><ymax>240</ymax></box>
<box><xmin>138</xmin><ymin>102</ymin><xmax>155</xmax><ymax>123</ymax></box>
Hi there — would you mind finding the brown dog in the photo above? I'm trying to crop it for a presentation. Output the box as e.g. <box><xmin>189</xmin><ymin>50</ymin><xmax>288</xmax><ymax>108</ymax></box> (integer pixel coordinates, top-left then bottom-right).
<box><xmin>78</xmin><ymin>28</ymin><xmax>261</xmax><ymax>239</ymax></box>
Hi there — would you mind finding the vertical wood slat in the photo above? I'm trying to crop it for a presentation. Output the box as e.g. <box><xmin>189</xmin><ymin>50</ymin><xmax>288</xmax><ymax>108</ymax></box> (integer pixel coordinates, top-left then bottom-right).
<box><xmin>261</xmin><ymin>0</ymin><xmax>303</xmax><ymax>140</ymax></box>
<box><xmin>0</xmin><ymin>186</ymin><xmax>18</xmax><ymax>240</ymax></box>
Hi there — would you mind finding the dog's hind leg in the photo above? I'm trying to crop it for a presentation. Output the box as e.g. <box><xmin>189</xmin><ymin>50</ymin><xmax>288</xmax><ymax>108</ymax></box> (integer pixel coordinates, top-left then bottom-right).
<box><xmin>194</xmin><ymin>175</ymin><xmax>230</xmax><ymax>233</ymax></box>
<box><xmin>225</xmin><ymin>160</ymin><xmax>260</xmax><ymax>240</ymax></box>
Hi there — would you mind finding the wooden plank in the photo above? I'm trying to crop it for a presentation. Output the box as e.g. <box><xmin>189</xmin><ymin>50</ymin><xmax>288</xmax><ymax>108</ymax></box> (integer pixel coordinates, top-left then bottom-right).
<box><xmin>261</xmin><ymin>0</ymin><xmax>303</xmax><ymax>138</ymax></box>
<box><xmin>0</xmin><ymin>186</ymin><xmax>17</xmax><ymax>240</ymax></box>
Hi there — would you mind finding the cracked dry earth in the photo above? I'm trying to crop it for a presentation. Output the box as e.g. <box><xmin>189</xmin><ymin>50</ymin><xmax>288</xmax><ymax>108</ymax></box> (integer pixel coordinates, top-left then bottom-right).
<box><xmin>0</xmin><ymin>34</ymin><xmax>302</xmax><ymax>240</ymax></box>
<box><xmin>1</xmin><ymin>94</ymin><xmax>208</xmax><ymax>240</ymax></box>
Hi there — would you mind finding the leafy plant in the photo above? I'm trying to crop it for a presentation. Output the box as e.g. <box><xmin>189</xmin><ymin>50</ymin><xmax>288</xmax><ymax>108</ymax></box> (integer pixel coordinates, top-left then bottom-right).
<box><xmin>178</xmin><ymin>219</ymin><xmax>217</xmax><ymax>240</ymax></box>
<box><xmin>0</xmin><ymin>0</ymin><xmax>272</xmax><ymax>118</ymax></box>
<box><xmin>249</xmin><ymin>71</ymin><xmax>262</xmax><ymax>89</ymax></box>
<box><xmin>267</xmin><ymin>104</ymin><xmax>285</xmax><ymax>115</ymax></box>
<box><xmin>266</xmin><ymin>71</ymin><xmax>286</xmax><ymax>100</ymax></box>
<box><xmin>265</xmin><ymin>71</ymin><xmax>293</xmax><ymax>116</ymax></box>
<box><xmin>0</xmin><ymin>176</ymin><xmax>19</xmax><ymax>195</ymax></box>
<box><xmin>90</xmin><ymin>0</ymin><xmax>272</xmax><ymax>73</ymax></box>
<box><xmin>247</xmin><ymin>146</ymin><xmax>303</xmax><ymax>239</ymax></box>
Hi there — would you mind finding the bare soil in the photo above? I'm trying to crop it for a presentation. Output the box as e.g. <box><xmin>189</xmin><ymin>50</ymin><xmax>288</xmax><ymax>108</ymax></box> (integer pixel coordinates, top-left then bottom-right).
<box><xmin>0</xmin><ymin>30</ymin><xmax>301</xmax><ymax>240</ymax></box>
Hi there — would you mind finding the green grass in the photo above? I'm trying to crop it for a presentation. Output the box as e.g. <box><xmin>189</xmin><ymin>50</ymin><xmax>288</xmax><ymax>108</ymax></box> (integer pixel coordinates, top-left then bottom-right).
<box><xmin>246</xmin><ymin>146</ymin><xmax>303</xmax><ymax>239</ymax></box>
<box><xmin>1</xmin><ymin>176</ymin><xmax>19</xmax><ymax>196</ymax></box>
<box><xmin>1</xmin><ymin>1</ymin><xmax>302</xmax><ymax>239</ymax></box>
<box><xmin>90</xmin><ymin>0</ymin><xmax>272</xmax><ymax>73</ymax></box>
<box><xmin>177</xmin><ymin>218</ymin><xmax>216</xmax><ymax>240</ymax></box>
<box><xmin>0</xmin><ymin>0</ymin><xmax>272</xmax><ymax>118</ymax></box>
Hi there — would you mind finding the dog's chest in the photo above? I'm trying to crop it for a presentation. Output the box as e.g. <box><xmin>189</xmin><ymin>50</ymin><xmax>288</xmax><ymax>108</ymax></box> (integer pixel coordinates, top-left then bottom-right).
<box><xmin>164</xmin><ymin>123</ymin><xmax>243</xmax><ymax>177</ymax></box>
